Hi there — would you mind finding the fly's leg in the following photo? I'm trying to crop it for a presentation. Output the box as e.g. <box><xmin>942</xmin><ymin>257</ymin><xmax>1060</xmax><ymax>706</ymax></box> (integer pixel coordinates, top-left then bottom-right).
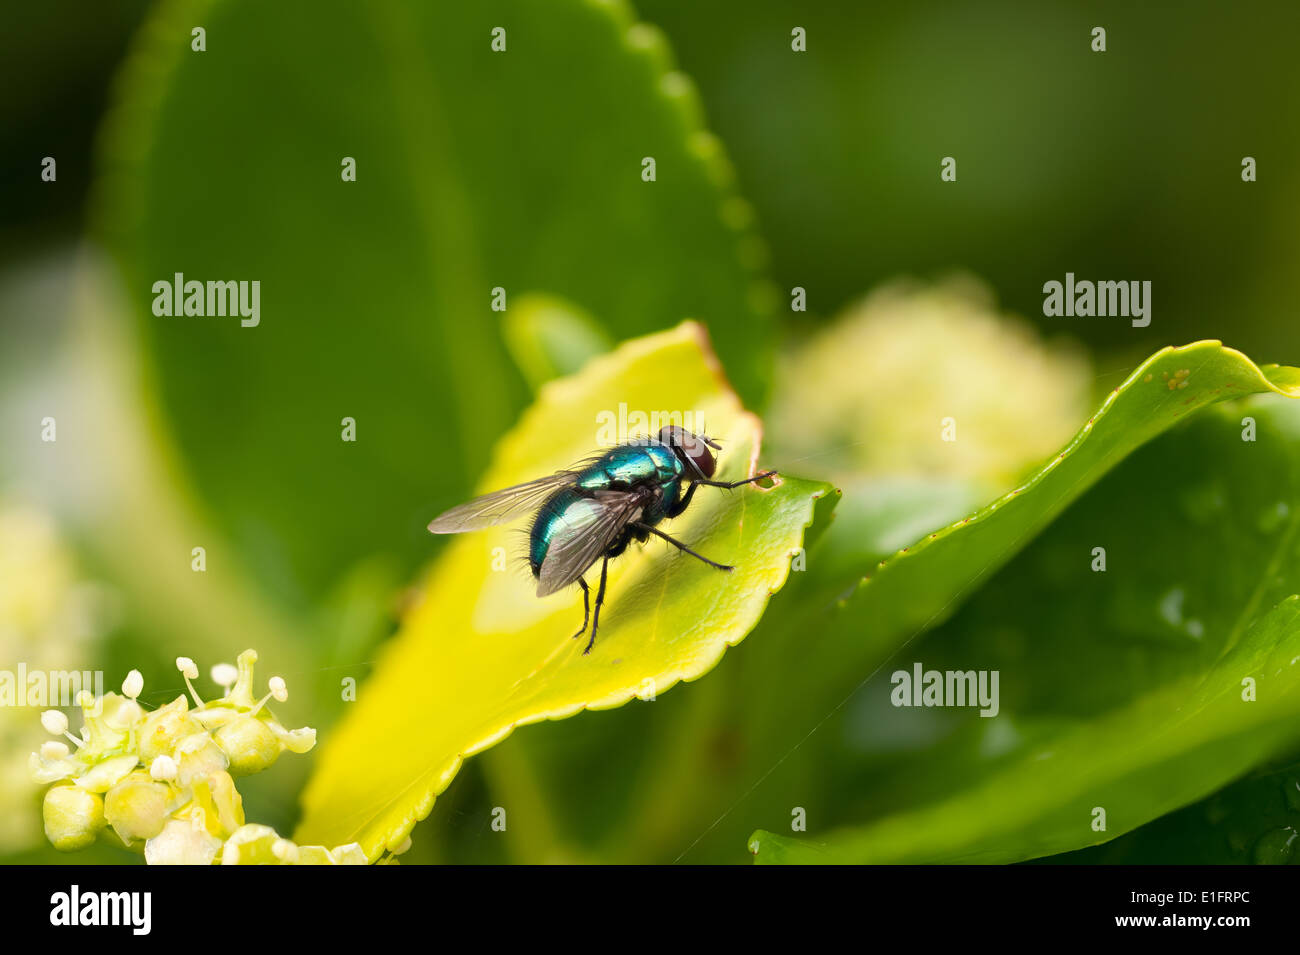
<box><xmin>571</xmin><ymin>577</ymin><xmax>590</xmax><ymax>641</ymax></box>
<box><xmin>665</xmin><ymin>481</ymin><xmax>698</xmax><ymax>519</ymax></box>
<box><xmin>696</xmin><ymin>470</ymin><xmax>778</xmax><ymax>490</ymax></box>
<box><xmin>634</xmin><ymin>523</ymin><xmax>734</xmax><ymax>572</ymax></box>
<box><xmin>583</xmin><ymin>558</ymin><xmax>610</xmax><ymax>655</ymax></box>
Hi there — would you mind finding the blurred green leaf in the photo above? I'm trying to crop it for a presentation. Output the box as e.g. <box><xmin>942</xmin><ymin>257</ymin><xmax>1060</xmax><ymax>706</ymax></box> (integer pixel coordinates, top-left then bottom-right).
<box><xmin>753</xmin><ymin>596</ymin><xmax>1300</xmax><ymax>863</ymax></box>
<box><xmin>810</xmin><ymin>342</ymin><xmax>1300</xmax><ymax>684</ymax></box>
<box><xmin>97</xmin><ymin>0</ymin><xmax>773</xmax><ymax>606</ymax></box>
<box><xmin>637</xmin><ymin>0</ymin><xmax>1300</xmax><ymax>360</ymax></box>
<box><xmin>1054</xmin><ymin>760</ymin><xmax>1300</xmax><ymax>865</ymax></box>
<box><xmin>754</xmin><ymin>597</ymin><xmax>1300</xmax><ymax>867</ymax></box>
<box><xmin>294</xmin><ymin>322</ymin><xmax>831</xmax><ymax>858</ymax></box>
<box><xmin>502</xmin><ymin>293</ymin><xmax>611</xmax><ymax>391</ymax></box>
<box><xmin>753</xmin><ymin>395</ymin><xmax>1300</xmax><ymax>862</ymax></box>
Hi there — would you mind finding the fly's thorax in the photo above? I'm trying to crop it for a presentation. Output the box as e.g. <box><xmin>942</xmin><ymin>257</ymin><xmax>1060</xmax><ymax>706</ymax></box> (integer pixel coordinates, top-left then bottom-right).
<box><xmin>576</xmin><ymin>442</ymin><xmax>683</xmax><ymax>491</ymax></box>
<box><xmin>642</xmin><ymin>477</ymin><xmax>682</xmax><ymax>526</ymax></box>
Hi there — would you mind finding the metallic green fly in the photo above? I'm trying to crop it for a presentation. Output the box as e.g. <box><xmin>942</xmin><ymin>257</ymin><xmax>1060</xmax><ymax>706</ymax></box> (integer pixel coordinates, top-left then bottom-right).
<box><xmin>427</xmin><ymin>426</ymin><xmax>776</xmax><ymax>653</ymax></box>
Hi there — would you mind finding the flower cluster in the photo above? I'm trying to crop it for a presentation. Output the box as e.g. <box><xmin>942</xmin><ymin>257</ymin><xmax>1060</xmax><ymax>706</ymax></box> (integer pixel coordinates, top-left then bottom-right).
<box><xmin>31</xmin><ymin>650</ymin><xmax>367</xmax><ymax>864</ymax></box>
<box><xmin>769</xmin><ymin>277</ymin><xmax>1092</xmax><ymax>488</ymax></box>
<box><xmin>0</xmin><ymin>504</ymin><xmax>107</xmax><ymax>852</ymax></box>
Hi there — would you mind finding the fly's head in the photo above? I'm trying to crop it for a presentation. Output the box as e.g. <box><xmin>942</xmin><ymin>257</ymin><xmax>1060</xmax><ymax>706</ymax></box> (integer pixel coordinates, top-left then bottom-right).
<box><xmin>659</xmin><ymin>426</ymin><xmax>720</xmax><ymax>480</ymax></box>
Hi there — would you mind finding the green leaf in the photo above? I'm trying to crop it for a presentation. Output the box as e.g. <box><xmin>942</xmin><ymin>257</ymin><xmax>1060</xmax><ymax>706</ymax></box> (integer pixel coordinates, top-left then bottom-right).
<box><xmin>752</xmin><ymin>597</ymin><xmax>1300</xmax><ymax>864</ymax></box>
<box><xmin>96</xmin><ymin>0</ymin><xmax>773</xmax><ymax>604</ymax></box>
<box><xmin>634</xmin><ymin>3</ymin><xmax>1300</xmax><ymax>360</ymax></box>
<box><xmin>751</xmin><ymin>394</ymin><xmax>1300</xmax><ymax>863</ymax></box>
<box><xmin>806</xmin><ymin>342</ymin><xmax>1300</xmax><ymax>685</ymax></box>
<box><xmin>294</xmin><ymin>322</ymin><xmax>833</xmax><ymax>858</ymax></box>
<box><xmin>1054</xmin><ymin>761</ymin><xmax>1300</xmax><ymax>865</ymax></box>
<box><xmin>502</xmin><ymin>293</ymin><xmax>611</xmax><ymax>392</ymax></box>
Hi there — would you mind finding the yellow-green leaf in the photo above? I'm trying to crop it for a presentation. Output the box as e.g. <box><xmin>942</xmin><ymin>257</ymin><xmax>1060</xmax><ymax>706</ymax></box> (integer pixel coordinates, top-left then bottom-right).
<box><xmin>295</xmin><ymin>322</ymin><xmax>833</xmax><ymax>857</ymax></box>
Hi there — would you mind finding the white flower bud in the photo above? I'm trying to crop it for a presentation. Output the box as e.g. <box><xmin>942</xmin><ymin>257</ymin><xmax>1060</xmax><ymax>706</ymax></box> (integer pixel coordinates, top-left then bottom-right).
<box><xmin>268</xmin><ymin>676</ymin><xmax>288</xmax><ymax>702</ymax></box>
<box><xmin>210</xmin><ymin>662</ymin><xmax>239</xmax><ymax>690</ymax></box>
<box><xmin>122</xmin><ymin>669</ymin><xmax>144</xmax><ymax>699</ymax></box>
<box><xmin>40</xmin><ymin>741</ymin><xmax>70</xmax><ymax>760</ymax></box>
<box><xmin>175</xmin><ymin>657</ymin><xmax>198</xmax><ymax>679</ymax></box>
<box><xmin>149</xmin><ymin>755</ymin><xmax>178</xmax><ymax>781</ymax></box>
<box><xmin>41</xmin><ymin>710</ymin><xmax>68</xmax><ymax>736</ymax></box>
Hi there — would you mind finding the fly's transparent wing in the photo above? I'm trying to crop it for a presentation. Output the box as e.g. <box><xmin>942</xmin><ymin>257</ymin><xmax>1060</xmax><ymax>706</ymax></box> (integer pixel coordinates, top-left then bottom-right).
<box><xmin>427</xmin><ymin>470</ymin><xmax>581</xmax><ymax>533</ymax></box>
<box><xmin>536</xmin><ymin>489</ymin><xmax>646</xmax><ymax>597</ymax></box>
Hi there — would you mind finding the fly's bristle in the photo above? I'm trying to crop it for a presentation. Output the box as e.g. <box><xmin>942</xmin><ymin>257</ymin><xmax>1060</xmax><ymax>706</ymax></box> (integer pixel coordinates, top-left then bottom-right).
<box><xmin>510</xmin><ymin>527</ymin><xmax>540</xmax><ymax>580</ymax></box>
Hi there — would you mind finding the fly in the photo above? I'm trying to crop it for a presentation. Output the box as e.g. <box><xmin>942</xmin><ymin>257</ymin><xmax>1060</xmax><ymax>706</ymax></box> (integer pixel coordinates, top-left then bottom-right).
<box><xmin>427</xmin><ymin>426</ymin><xmax>776</xmax><ymax>654</ymax></box>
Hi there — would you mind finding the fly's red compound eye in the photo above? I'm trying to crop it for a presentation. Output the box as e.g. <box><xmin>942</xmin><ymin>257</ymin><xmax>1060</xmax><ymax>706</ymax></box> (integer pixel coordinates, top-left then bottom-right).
<box><xmin>687</xmin><ymin>439</ymin><xmax>717</xmax><ymax>478</ymax></box>
<box><xmin>662</xmin><ymin>426</ymin><xmax>717</xmax><ymax>478</ymax></box>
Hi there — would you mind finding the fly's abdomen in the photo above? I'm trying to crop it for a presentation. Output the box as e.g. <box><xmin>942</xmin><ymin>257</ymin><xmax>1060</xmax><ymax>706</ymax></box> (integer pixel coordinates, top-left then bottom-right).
<box><xmin>528</xmin><ymin>487</ymin><xmax>607</xmax><ymax>577</ymax></box>
<box><xmin>529</xmin><ymin>489</ymin><xmax>571</xmax><ymax>576</ymax></box>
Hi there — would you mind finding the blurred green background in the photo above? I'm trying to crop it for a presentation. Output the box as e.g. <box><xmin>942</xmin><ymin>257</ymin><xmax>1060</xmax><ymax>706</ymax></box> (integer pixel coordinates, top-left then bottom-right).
<box><xmin>2</xmin><ymin>0</ymin><xmax>1298</xmax><ymax>864</ymax></box>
